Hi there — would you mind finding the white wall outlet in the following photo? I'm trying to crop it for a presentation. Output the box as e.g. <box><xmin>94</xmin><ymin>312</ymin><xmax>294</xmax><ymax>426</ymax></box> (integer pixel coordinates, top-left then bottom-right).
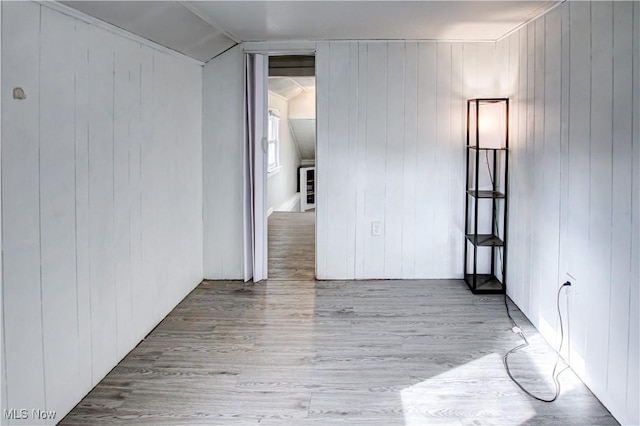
<box><xmin>371</xmin><ymin>221</ymin><xmax>383</xmax><ymax>236</ymax></box>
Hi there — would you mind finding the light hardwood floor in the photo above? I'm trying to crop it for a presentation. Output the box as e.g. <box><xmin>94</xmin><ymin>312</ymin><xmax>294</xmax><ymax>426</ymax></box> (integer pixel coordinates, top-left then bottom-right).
<box><xmin>62</xmin><ymin>213</ymin><xmax>617</xmax><ymax>425</ymax></box>
<box><xmin>268</xmin><ymin>212</ymin><xmax>315</xmax><ymax>280</ymax></box>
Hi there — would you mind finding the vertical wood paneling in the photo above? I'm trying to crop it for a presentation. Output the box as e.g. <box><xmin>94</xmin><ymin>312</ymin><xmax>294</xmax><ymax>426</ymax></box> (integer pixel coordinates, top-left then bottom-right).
<box><xmin>629</xmin><ymin>4</ymin><xmax>640</xmax><ymax>423</ymax></box>
<box><xmin>461</xmin><ymin>43</ymin><xmax>477</xmax><ymax>280</ymax></box>
<box><xmin>522</xmin><ymin>24</ymin><xmax>536</xmax><ymax>316</ymax></box>
<box><xmin>1</xmin><ymin>1</ymin><xmax>46</xmax><ymax>411</ymax></box>
<box><xmin>0</xmin><ymin>0</ymin><xmax>5</xmax><ymax>416</ymax></box>
<box><xmin>384</xmin><ymin>42</ymin><xmax>405</xmax><ymax>278</ymax></box>
<box><xmin>476</xmin><ymin>42</ymin><xmax>497</xmax><ymax>96</ymax></box>
<box><xmin>529</xmin><ymin>17</ymin><xmax>545</xmax><ymax>326</ymax></box>
<box><xmin>566</xmin><ymin>1</ymin><xmax>591</xmax><ymax>378</ymax></box>
<box><xmin>139</xmin><ymin>44</ymin><xmax>156</xmax><ymax>334</ymax></box>
<box><xmin>540</xmin><ymin>8</ymin><xmax>562</xmax><ymax>338</ymax></box>
<box><xmin>87</xmin><ymin>25</ymin><xmax>118</xmax><ymax>382</ymax></box>
<box><xmin>607</xmin><ymin>1</ymin><xmax>634</xmax><ymax>415</ymax></box>
<box><xmin>175</xmin><ymin>63</ymin><xmax>203</xmax><ymax>286</ymax></box>
<box><xmin>354</xmin><ymin>42</ymin><xmax>368</xmax><ymax>279</ymax></box>
<box><xmin>128</xmin><ymin>44</ymin><xmax>146</xmax><ymax>344</ymax></box>
<box><xmin>113</xmin><ymin>37</ymin><xmax>135</xmax><ymax>358</ymax></box>
<box><xmin>414</xmin><ymin>43</ymin><xmax>436</xmax><ymax>278</ymax></box>
<box><xmin>2</xmin><ymin>2</ymin><xmax>203</xmax><ymax>421</ymax></box>
<box><xmin>462</xmin><ymin>43</ymin><xmax>478</xmax><ymax>100</ymax></box>
<box><xmin>325</xmin><ymin>42</ymin><xmax>350</xmax><ymax>278</ymax></box>
<box><xmin>401</xmin><ymin>42</ymin><xmax>418</xmax><ymax>278</ymax></box>
<box><xmin>362</xmin><ymin>43</ymin><xmax>387</xmax><ymax>279</ymax></box>
<box><xmin>202</xmin><ymin>45</ymin><xmax>244</xmax><ymax>279</ymax></box>
<box><xmin>496</xmin><ymin>38</ymin><xmax>510</xmax><ymax>96</ymax></box>
<box><xmin>315</xmin><ymin>42</ymin><xmax>330</xmax><ymax>279</ymax></box>
<box><xmin>502</xmin><ymin>1</ymin><xmax>638</xmax><ymax>423</ymax></box>
<box><xmin>316</xmin><ymin>41</ymin><xmax>496</xmax><ymax>280</ymax></box>
<box><xmin>587</xmin><ymin>1</ymin><xmax>614</xmax><ymax>397</ymax></box>
<box><xmin>345</xmin><ymin>42</ymin><xmax>359</xmax><ymax>279</ymax></box>
<box><xmin>149</xmin><ymin>51</ymin><xmax>170</xmax><ymax>318</ymax></box>
<box><xmin>507</xmin><ymin>29</ymin><xmax>527</xmax><ymax>300</ymax></box>
<box><xmin>434</xmin><ymin>43</ymin><xmax>451</xmax><ymax>277</ymax></box>
<box><xmin>73</xmin><ymin>19</ymin><xmax>93</xmax><ymax>392</ymax></box>
<box><xmin>509</xmin><ymin>25</ymin><xmax>532</xmax><ymax>309</ymax></box>
<box><xmin>39</xmin><ymin>8</ymin><xmax>81</xmax><ymax>418</ymax></box>
<box><xmin>557</xmin><ymin>3</ymin><xmax>572</xmax><ymax>360</ymax></box>
<box><xmin>449</xmin><ymin>43</ymin><xmax>464</xmax><ymax>280</ymax></box>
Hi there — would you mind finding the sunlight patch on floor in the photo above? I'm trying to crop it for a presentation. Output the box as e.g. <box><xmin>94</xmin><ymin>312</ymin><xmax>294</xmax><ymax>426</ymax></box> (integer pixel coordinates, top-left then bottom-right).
<box><xmin>401</xmin><ymin>353</ymin><xmax>535</xmax><ymax>425</ymax></box>
<box><xmin>511</xmin><ymin>331</ymin><xmax>582</xmax><ymax>395</ymax></box>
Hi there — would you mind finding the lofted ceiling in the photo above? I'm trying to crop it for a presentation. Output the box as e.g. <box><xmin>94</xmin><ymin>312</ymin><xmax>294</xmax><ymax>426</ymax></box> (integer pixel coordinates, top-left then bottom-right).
<box><xmin>60</xmin><ymin>1</ymin><xmax>237</xmax><ymax>62</ymax></box>
<box><xmin>60</xmin><ymin>1</ymin><xmax>560</xmax><ymax>62</ymax></box>
<box><xmin>269</xmin><ymin>76</ymin><xmax>317</xmax><ymax>160</ymax></box>
<box><xmin>289</xmin><ymin>119</ymin><xmax>316</xmax><ymax>161</ymax></box>
<box><xmin>269</xmin><ymin>77</ymin><xmax>315</xmax><ymax>100</ymax></box>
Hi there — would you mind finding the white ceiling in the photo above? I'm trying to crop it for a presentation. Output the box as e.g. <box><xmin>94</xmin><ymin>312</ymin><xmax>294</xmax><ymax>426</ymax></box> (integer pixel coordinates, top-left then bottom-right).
<box><xmin>60</xmin><ymin>1</ymin><xmax>560</xmax><ymax>62</ymax></box>
<box><xmin>269</xmin><ymin>77</ymin><xmax>315</xmax><ymax>100</ymax></box>
<box><xmin>193</xmin><ymin>1</ymin><xmax>557</xmax><ymax>42</ymax></box>
<box><xmin>60</xmin><ymin>1</ymin><xmax>238</xmax><ymax>62</ymax></box>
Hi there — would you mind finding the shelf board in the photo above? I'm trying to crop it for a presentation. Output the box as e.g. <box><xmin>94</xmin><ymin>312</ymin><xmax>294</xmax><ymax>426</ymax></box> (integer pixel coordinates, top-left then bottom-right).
<box><xmin>467</xmin><ymin>145</ymin><xmax>508</xmax><ymax>151</ymax></box>
<box><xmin>468</xmin><ymin>98</ymin><xmax>508</xmax><ymax>103</ymax></box>
<box><xmin>466</xmin><ymin>234</ymin><xmax>504</xmax><ymax>247</ymax></box>
<box><xmin>467</xmin><ymin>190</ymin><xmax>505</xmax><ymax>199</ymax></box>
<box><xmin>464</xmin><ymin>274</ymin><xmax>505</xmax><ymax>294</ymax></box>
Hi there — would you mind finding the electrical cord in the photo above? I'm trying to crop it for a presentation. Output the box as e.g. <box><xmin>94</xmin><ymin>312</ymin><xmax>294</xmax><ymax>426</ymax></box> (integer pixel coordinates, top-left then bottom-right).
<box><xmin>482</xmin><ymin>151</ymin><xmax>572</xmax><ymax>402</ymax></box>
<box><xmin>503</xmin><ymin>283</ymin><xmax>572</xmax><ymax>402</ymax></box>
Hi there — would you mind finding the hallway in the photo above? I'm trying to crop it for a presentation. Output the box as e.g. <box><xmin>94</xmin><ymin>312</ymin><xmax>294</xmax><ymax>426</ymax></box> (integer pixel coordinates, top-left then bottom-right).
<box><xmin>268</xmin><ymin>212</ymin><xmax>315</xmax><ymax>280</ymax></box>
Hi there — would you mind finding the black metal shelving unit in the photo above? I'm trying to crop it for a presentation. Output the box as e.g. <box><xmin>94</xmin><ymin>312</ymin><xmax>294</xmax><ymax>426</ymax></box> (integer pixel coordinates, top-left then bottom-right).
<box><xmin>464</xmin><ymin>98</ymin><xmax>509</xmax><ymax>294</ymax></box>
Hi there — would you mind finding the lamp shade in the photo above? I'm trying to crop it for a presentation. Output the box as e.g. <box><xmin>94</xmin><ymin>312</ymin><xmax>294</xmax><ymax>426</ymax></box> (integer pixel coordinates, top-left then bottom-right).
<box><xmin>468</xmin><ymin>99</ymin><xmax>507</xmax><ymax>149</ymax></box>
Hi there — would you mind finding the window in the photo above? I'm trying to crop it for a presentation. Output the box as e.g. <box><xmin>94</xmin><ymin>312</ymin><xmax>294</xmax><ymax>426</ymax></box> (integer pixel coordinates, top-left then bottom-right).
<box><xmin>268</xmin><ymin>110</ymin><xmax>281</xmax><ymax>174</ymax></box>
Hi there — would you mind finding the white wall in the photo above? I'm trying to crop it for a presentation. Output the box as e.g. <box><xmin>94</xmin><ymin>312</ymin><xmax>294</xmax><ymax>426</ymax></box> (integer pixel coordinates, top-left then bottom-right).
<box><xmin>202</xmin><ymin>45</ymin><xmax>245</xmax><ymax>279</ymax></box>
<box><xmin>231</xmin><ymin>41</ymin><xmax>499</xmax><ymax>280</ymax></box>
<box><xmin>315</xmin><ymin>41</ymin><xmax>500</xmax><ymax>279</ymax></box>
<box><xmin>289</xmin><ymin>91</ymin><xmax>316</xmax><ymax>119</ymax></box>
<box><xmin>203</xmin><ymin>30</ymin><xmax>639</xmax><ymax>423</ymax></box>
<box><xmin>1</xmin><ymin>2</ymin><xmax>203</xmax><ymax>423</ymax></box>
<box><xmin>498</xmin><ymin>2</ymin><xmax>639</xmax><ymax>424</ymax></box>
<box><xmin>0</xmin><ymin>1</ymin><xmax>6</xmax><ymax>417</ymax></box>
<box><xmin>267</xmin><ymin>93</ymin><xmax>301</xmax><ymax>212</ymax></box>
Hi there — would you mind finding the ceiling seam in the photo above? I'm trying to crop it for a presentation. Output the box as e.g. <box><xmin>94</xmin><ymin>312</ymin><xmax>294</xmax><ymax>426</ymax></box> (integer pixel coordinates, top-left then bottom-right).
<box><xmin>178</xmin><ymin>1</ymin><xmax>241</xmax><ymax>43</ymax></box>
<box><xmin>243</xmin><ymin>38</ymin><xmax>497</xmax><ymax>45</ymax></box>
<box><xmin>496</xmin><ymin>0</ymin><xmax>566</xmax><ymax>43</ymax></box>
<box><xmin>205</xmin><ymin>42</ymin><xmax>241</xmax><ymax>64</ymax></box>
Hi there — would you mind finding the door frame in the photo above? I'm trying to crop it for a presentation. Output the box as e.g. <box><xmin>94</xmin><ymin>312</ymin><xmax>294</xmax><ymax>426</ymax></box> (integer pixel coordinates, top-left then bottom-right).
<box><xmin>246</xmin><ymin>49</ymin><xmax>317</xmax><ymax>282</ymax></box>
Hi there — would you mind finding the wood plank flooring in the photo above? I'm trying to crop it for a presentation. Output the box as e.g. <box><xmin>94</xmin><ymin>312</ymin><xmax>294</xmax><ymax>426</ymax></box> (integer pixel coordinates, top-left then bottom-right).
<box><xmin>62</xmin><ymin>212</ymin><xmax>616</xmax><ymax>424</ymax></box>
<box><xmin>61</xmin><ymin>277</ymin><xmax>617</xmax><ymax>425</ymax></box>
<box><xmin>268</xmin><ymin>212</ymin><xmax>315</xmax><ymax>280</ymax></box>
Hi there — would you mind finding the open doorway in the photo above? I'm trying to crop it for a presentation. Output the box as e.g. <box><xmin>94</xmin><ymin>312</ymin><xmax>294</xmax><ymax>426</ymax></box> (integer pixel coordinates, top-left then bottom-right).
<box><xmin>266</xmin><ymin>55</ymin><xmax>316</xmax><ymax>280</ymax></box>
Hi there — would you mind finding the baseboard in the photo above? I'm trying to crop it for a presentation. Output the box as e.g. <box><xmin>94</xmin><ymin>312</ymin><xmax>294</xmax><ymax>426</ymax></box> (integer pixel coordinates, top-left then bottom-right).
<box><xmin>275</xmin><ymin>193</ymin><xmax>300</xmax><ymax>212</ymax></box>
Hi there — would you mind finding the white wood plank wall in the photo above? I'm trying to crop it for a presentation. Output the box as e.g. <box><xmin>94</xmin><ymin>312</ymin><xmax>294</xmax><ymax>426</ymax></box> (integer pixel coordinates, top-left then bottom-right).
<box><xmin>499</xmin><ymin>3</ymin><xmax>639</xmax><ymax>424</ymax></box>
<box><xmin>1</xmin><ymin>2</ymin><xmax>203</xmax><ymax>423</ymax></box>
<box><xmin>0</xmin><ymin>1</ymin><xmax>6</xmax><ymax>417</ymax></box>
<box><xmin>315</xmin><ymin>41</ymin><xmax>499</xmax><ymax>279</ymax></box>
<box><xmin>202</xmin><ymin>45</ymin><xmax>245</xmax><ymax>279</ymax></box>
